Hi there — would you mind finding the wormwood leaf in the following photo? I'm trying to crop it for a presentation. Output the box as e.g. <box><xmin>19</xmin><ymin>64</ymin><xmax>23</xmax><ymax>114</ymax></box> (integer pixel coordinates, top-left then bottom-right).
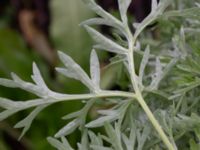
<box><xmin>86</xmin><ymin>114</ymin><xmax>118</xmax><ymax>128</ymax></box>
<box><xmin>104</xmin><ymin>122</ymin><xmax>123</xmax><ymax>150</ymax></box>
<box><xmin>77</xmin><ymin>130</ymin><xmax>89</xmax><ymax>150</ymax></box>
<box><xmin>62</xmin><ymin>99</ymin><xmax>95</xmax><ymax>121</ymax></box>
<box><xmin>84</xmin><ymin>25</ymin><xmax>127</xmax><ymax>54</ymax></box>
<box><xmin>47</xmin><ymin>137</ymin><xmax>67</xmax><ymax>150</ymax></box>
<box><xmin>90</xmin><ymin>50</ymin><xmax>100</xmax><ymax>90</ymax></box>
<box><xmin>151</xmin><ymin>0</ymin><xmax>158</xmax><ymax>12</ymax></box>
<box><xmin>149</xmin><ymin>57</ymin><xmax>163</xmax><ymax>90</ymax></box>
<box><xmin>81</xmin><ymin>0</ymin><xmax>122</xmax><ymax>26</ymax></box>
<box><xmin>55</xmin><ymin>119</ymin><xmax>81</xmax><ymax>138</ymax></box>
<box><xmin>117</xmin><ymin>0</ymin><xmax>131</xmax><ymax>23</ymax></box>
<box><xmin>80</xmin><ymin>18</ymin><xmax>126</xmax><ymax>37</ymax></box>
<box><xmin>0</xmin><ymin>97</ymin><xmax>17</xmax><ymax>109</ymax></box>
<box><xmin>138</xmin><ymin>46</ymin><xmax>150</xmax><ymax>89</ymax></box>
<box><xmin>148</xmin><ymin>58</ymin><xmax>177</xmax><ymax>90</ymax></box>
<box><xmin>62</xmin><ymin>110</ymin><xmax>82</xmax><ymax>120</ymax></box>
<box><xmin>32</xmin><ymin>62</ymin><xmax>49</xmax><ymax>90</ymax></box>
<box><xmin>56</xmin><ymin>51</ymin><xmax>95</xmax><ymax>91</ymax></box>
<box><xmin>86</xmin><ymin>100</ymin><xmax>130</xmax><ymax>128</ymax></box>
<box><xmin>0</xmin><ymin>109</ymin><xmax>20</xmax><ymax>121</ymax></box>
<box><xmin>163</xmin><ymin>7</ymin><xmax>200</xmax><ymax>19</ymax></box>
<box><xmin>90</xmin><ymin>145</ymin><xmax>113</xmax><ymax>150</ymax></box>
<box><xmin>61</xmin><ymin>137</ymin><xmax>74</xmax><ymax>150</ymax></box>
<box><xmin>88</xmin><ymin>131</ymin><xmax>103</xmax><ymax>146</ymax></box>
<box><xmin>173</xmin><ymin>79</ymin><xmax>200</xmax><ymax>96</ymax></box>
<box><xmin>14</xmin><ymin>104</ymin><xmax>48</xmax><ymax>140</ymax></box>
<box><xmin>173</xmin><ymin>114</ymin><xmax>200</xmax><ymax>131</ymax></box>
<box><xmin>122</xmin><ymin>123</ymin><xmax>136</xmax><ymax>150</ymax></box>
<box><xmin>47</xmin><ymin>137</ymin><xmax>74</xmax><ymax>150</ymax></box>
<box><xmin>136</xmin><ymin>126</ymin><xmax>151</xmax><ymax>150</ymax></box>
<box><xmin>0</xmin><ymin>78</ymin><xmax>18</xmax><ymax>88</ymax></box>
<box><xmin>133</xmin><ymin>0</ymin><xmax>172</xmax><ymax>40</ymax></box>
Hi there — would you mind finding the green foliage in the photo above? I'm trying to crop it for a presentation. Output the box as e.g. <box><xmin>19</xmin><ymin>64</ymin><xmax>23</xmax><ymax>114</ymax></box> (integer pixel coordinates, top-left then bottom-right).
<box><xmin>0</xmin><ymin>0</ymin><xmax>200</xmax><ymax>150</ymax></box>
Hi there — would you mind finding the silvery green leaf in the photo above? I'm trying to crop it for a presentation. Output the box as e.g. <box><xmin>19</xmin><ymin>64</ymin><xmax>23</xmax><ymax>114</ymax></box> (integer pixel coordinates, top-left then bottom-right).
<box><xmin>90</xmin><ymin>145</ymin><xmax>113</xmax><ymax>150</ymax></box>
<box><xmin>133</xmin><ymin>0</ymin><xmax>172</xmax><ymax>40</ymax></box>
<box><xmin>196</xmin><ymin>3</ymin><xmax>200</xmax><ymax>7</ymax></box>
<box><xmin>81</xmin><ymin>18</ymin><xmax>125</xmax><ymax>34</ymax></box>
<box><xmin>47</xmin><ymin>137</ymin><xmax>71</xmax><ymax>150</ymax></box>
<box><xmin>122</xmin><ymin>124</ymin><xmax>136</xmax><ymax>150</ymax></box>
<box><xmin>85</xmin><ymin>26</ymin><xmax>127</xmax><ymax>54</ymax></box>
<box><xmin>118</xmin><ymin>0</ymin><xmax>131</xmax><ymax>23</ymax></box>
<box><xmin>14</xmin><ymin>104</ymin><xmax>48</xmax><ymax>140</ymax></box>
<box><xmin>137</xmin><ymin>126</ymin><xmax>151</xmax><ymax>150</ymax></box>
<box><xmin>31</xmin><ymin>62</ymin><xmax>49</xmax><ymax>91</ymax></box>
<box><xmin>0</xmin><ymin>109</ymin><xmax>20</xmax><ymax>121</ymax></box>
<box><xmin>149</xmin><ymin>58</ymin><xmax>177</xmax><ymax>90</ymax></box>
<box><xmin>10</xmin><ymin>73</ymin><xmax>48</xmax><ymax>98</ymax></box>
<box><xmin>0</xmin><ymin>97</ymin><xmax>16</xmax><ymax>109</ymax></box>
<box><xmin>173</xmin><ymin>80</ymin><xmax>200</xmax><ymax>95</ymax></box>
<box><xmin>88</xmin><ymin>131</ymin><xmax>103</xmax><ymax>146</ymax></box>
<box><xmin>173</xmin><ymin>114</ymin><xmax>200</xmax><ymax>130</ymax></box>
<box><xmin>62</xmin><ymin>110</ymin><xmax>81</xmax><ymax>120</ymax></box>
<box><xmin>97</xmin><ymin>110</ymin><xmax>117</xmax><ymax>116</ymax></box>
<box><xmin>104</xmin><ymin>122</ymin><xmax>123</xmax><ymax>150</ymax></box>
<box><xmin>138</xmin><ymin>46</ymin><xmax>150</xmax><ymax>89</ymax></box>
<box><xmin>81</xmin><ymin>0</ymin><xmax>122</xmax><ymax>26</ymax></box>
<box><xmin>133</xmin><ymin>23</ymin><xmax>140</xmax><ymax>29</ymax></box>
<box><xmin>0</xmin><ymin>78</ymin><xmax>18</xmax><ymax>88</ymax></box>
<box><xmin>90</xmin><ymin>50</ymin><xmax>100</xmax><ymax>90</ymax></box>
<box><xmin>86</xmin><ymin>114</ymin><xmax>118</xmax><ymax>128</ymax></box>
<box><xmin>149</xmin><ymin>57</ymin><xmax>163</xmax><ymax>90</ymax></box>
<box><xmin>55</xmin><ymin>119</ymin><xmax>81</xmax><ymax>138</ymax></box>
<box><xmin>151</xmin><ymin>0</ymin><xmax>158</xmax><ymax>13</ymax></box>
<box><xmin>78</xmin><ymin>130</ymin><xmax>88</xmax><ymax>150</ymax></box>
<box><xmin>61</xmin><ymin>137</ymin><xmax>74</xmax><ymax>150</ymax></box>
<box><xmin>163</xmin><ymin>7</ymin><xmax>200</xmax><ymax>19</ymax></box>
<box><xmin>122</xmin><ymin>134</ymin><xmax>133</xmax><ymax>150</ymax></box>
<box><xmin>159</xmin><ymin>58</ymin><xmax>177</xmax><ymax>79</ymax></box>
<box><xmin>57</xmin><ymin>51</ymin><xmax>94</xmax><ymax>91</ymax></box>
<box><xmin>81</xmin><ymin>18</ymin><xmax>113</xmax><ymax>27</ymax></box>
<box><xmin>63</xmin><ymin>99</ymin><xmax>94</xmax><ymax>121</ymax></box>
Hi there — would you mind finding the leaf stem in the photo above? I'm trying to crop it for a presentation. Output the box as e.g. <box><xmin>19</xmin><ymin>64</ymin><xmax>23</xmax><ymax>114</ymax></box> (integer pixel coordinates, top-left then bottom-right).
<box><xmin>126</xmin><ymin>27</ymin><xmax>175</xmax><ymax>150</ymax></box>
<box><xmin>9</xmin><ymin>90</ymin><xmax>136</xmax><ymax>110</ymax></box>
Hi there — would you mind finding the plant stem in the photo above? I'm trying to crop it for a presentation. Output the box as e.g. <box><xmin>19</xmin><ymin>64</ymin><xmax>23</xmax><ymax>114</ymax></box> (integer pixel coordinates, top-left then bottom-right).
<box><xmin>125</xmin><ymin>27</ymin><xmax>175</xmax><ymax>150</ymax></box>
<box><xmin>136</xmin><ymin>93</ymin><xmax>175</xmax><ymax>150</ymax></box>
<box><xmin>11</xmin><ymin>90</ymin><xmax>136</xmax><ymax>110</ymax></box>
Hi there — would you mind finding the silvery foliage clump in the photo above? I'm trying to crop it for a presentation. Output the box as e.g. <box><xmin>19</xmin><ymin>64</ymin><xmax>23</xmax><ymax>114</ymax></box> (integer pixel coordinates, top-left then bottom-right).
<box><xmin>1</xmin><ymin>0</ymin><xmax>200</xmax><ymax>149</ymax></box>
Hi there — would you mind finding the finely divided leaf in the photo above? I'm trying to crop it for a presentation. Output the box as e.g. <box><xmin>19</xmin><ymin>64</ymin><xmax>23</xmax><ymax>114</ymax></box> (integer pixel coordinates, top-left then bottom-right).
<box><xmin>85</xmin><ymin>26</ymin><xmax>127</xmax><ymax>54</ymax></box>
<box><xmin>47</xmin><ymin>137</ymin><xmax>73</xmax><ymax>150</ymax></box>
<box><xmin>86</xmin><ymin>115</ymin><xmax>118</xmax><ymax>128</ymax></box>
<box><xmin>57</xmin><ymin>51</ymin><xmax>95</xmax><ymax>91</ymax></box>
<box><xmin>0</xmin><ymin>97</ymin><xmax>17</xmax><ymax>109</ymax></box>
<box><xmin>14</xmin><ymin>104</ymin><xmax>48</xmax><ymax>140</ymax></box>
<box><xmin>0</xmin><ymin>109</ymin><xmax>20</xmax><ymax>121</ymax></box>
<box><xmin>81</xmin><ymin>0</ymin><xmax>121</xmax><ymax>26</ymax></box>
<box><xmin>151</xmin><ymin>0</ymin><xmax>158</xmax><ymax>13</ymax></box>
<box><xmin>10</xmin><ymin>73</ymin><xmax>49</xmax><ymax>98</ymax></box>
<box><xmin>55</xmin><ymin>119</ymin><xmax>81</xmax><ymax>138</ymax></box>
<box><xmin>139</xmin><ymin>46</ymin><xmax>150</xmax><ymax>89</ymax></box>
<box><xmin>133</xmin><ymin>0</ymin><xmax>172</xmax><ymax>40</ymax></box>
<box><xmin>118</xmin><ymin>0</ymin><xmax>131</xmax><ymax>23</ymax></box>
<box><xmin>62</xmin><ymin>110</ymin><xmax>82</xmax><ymax>120</ymax></box>
<box><xmin>88</xmin><ymin>131</ymin><xmax>103</xmax><ymax>146</ymax></box>
<box><xmin>32</xmin><ymin>63</ymin><xmax>49</xmax><ymax>91</ymax></box>
<box><xmin>90</xmin><ymin>50</ymin><xmax>100</xmax><ymax>90</ymax></box>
